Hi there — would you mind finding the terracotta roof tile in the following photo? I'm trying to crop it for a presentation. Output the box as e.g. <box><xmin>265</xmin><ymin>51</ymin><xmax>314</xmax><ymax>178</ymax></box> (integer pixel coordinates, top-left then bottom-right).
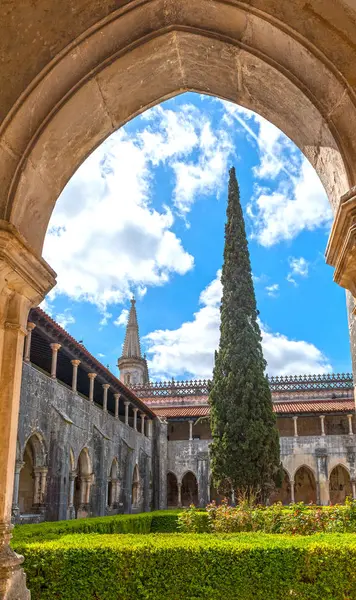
<box><xmin>152</xmin><ymin>399</ymin><xmax>355</xmax><ymax>418</ymax></box>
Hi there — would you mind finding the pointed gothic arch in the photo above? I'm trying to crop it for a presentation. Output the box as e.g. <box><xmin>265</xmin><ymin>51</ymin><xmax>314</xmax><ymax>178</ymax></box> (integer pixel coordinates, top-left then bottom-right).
<box><xmin>107</xmin><ymin>458</ymin><xmax>120</xmax><ymax>509</ymax></box>
<box><xmin>74</xmin><ymin>448</ymin><xmax>93</xmax><ymax>518</ymax></box>
<box><xmin>132</xmin><ymin>464</ymin><xmax>140</xmax><ymax>509</ymax></box>
<box><xmin>167</xmin><ymin>472</ymin><xmax>178</xmax><ymax>507</ymax></box>
<box><xmin>181</xmin><ymin>471</ymin><xmax>198</xmax><ymax>507</ymax></box>
<box><xmin>270</xmin><ymin>470</ymin><xmax>292</xmax><ymax>505</ymax></box>
<box><xmin>18</xmin><ymin>433</ymin><xmax>48</xmax><ymax>514</ymax></box>
<box><xmin>294</xmin><ymin>466</ymin><xmax>317</xmax><ymax>505</ymax></box>
<box><xmin>329</xmin><ymin>464</ymin><xmax>352</xmax><ymax>505</ymax></box>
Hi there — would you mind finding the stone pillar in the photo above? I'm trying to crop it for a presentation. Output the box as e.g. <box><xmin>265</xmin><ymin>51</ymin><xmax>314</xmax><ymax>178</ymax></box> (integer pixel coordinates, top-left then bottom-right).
<box><xmin>316</xmin><ymin>448</ymin><xmax>329</xmax><ymax>505</ymax></box>
<box><xmin>71</xmin><ymin>359</ymin><xmax>80</xmax><ymax>392</ymax></box>
<box><xmin>23</xmin><ymin>322</ymin><xmax>36</xmax><ymax>363</ymax></box>
<box><xmin>320</xmin><ymin>415</ymin><xmax>326</xmax><ymax>436</ymax></box>
<box><xmin>352</xmin><ymin>480</ymin><xmax>356</xmax><ymax>500</ymax></box>
<box><xmin>147</xmin><ymin>419</ymin><xmax>153</xmax><ymax>438</ymax></box>
<box><xmin>197</xmin><ymin>452</ymin><xmax>209</xmax><ymax>507</ymax></box>
<box><xmin>292</xmin><ymin>416</ymin><xmax>298</xmax><ymax>437</ymax></box>
<box><xmin>114</xmin><ymin>394</ymin><xmax>120</xmax><ymax>419</ymax></box>
<box><xmin>188</xmin><ymin>420</ymin><xmax>193</xmax><ymax>441</ymax></box>
<box><xmin>177</xmin><ymin>482</ymin><xmax>182</xmax><ymax>507</ymax></box>
<box><xmin>124</xmin><ymin>401</ymin><xmax>130</xmax><ymax>425</ymax></box>
<box><xmin>140</xmin><ymin>413</ymin><xmax>146</xmax><ymax>435</ymax></box>
<box><xmin>11</xmin><ymin>461</ymin><xmax>24</xmax><ymax>518</ymax></box>
<box><xmin>0</xmin><ymin>223</ymin><xmax>56</xmax><ymax>599</ymax></box>
<box><xmin>290</xmin><ymin>477</ymin><xmax>295</xmax><ymax>503</ymax></box>
<box><xmin>88</xmin><ymin>373</ymin><xmax>97</xmax><ymax>402</ymax></box>
<box><xmin>133</xmin><ymin>407</ymin><xmax>138</xmax><ymax>431</ymax></box>
<box><xmin>68</xmin><ymin>471</ymin><xmax>77</xmax><ymax>519</ymax></box>
<box><xmin>50</xmin><ymin>343</ymin><xmax>61</xmax><ymax>379</ymax></box>
<box><xmin>348</xmin><ymin>414</ymin><xmax>354</xmax><ymax>435</ymax></box>
<box><xmin>102</xmin><ymin>383</ymin><xmax>110</xmax><ymax>412</ymax></box>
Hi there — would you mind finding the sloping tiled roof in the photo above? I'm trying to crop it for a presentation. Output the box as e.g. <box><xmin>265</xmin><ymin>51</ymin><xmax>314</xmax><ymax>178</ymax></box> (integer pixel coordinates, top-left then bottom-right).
<box><xmin>153</xmin><ymin>399</ymin><xmax>355</xmax><ymax>418</ymax></box>
<box><xmin>31</xmin><ymin>307</ymin><xmax>156</xmax><ymax>418</ymax></box>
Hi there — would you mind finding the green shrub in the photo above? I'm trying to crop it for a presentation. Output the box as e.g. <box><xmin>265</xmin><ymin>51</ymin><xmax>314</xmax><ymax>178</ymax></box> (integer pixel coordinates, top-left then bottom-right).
<box><xmin>12</xmin><ymin>511</ymin><xmax>183</xmax><ymax>543</ymax></box>
<box><xmin>178</xmin><ymin>498</ymin><xmax>356</xmax><ymax>535</ymax></box>
<box><xmin>13</xmin><ymin>532</ymin><xmax>356</xmax><ymax>599</ymax></box>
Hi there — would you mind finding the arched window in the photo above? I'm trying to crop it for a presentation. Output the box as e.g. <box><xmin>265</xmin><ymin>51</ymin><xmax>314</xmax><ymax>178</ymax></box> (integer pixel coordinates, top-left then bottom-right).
<box><xmin>124</xmin><ymin>373</ymin><xmax>131</xmax><ymax>385</ymax></box>
<box><xmin>294</xmin><ymin>466</ymin><xmax>317</xmax><ymax>504</ymax></box>
<box><xmin>74</xmin><ymin>448</ymin><xmax>92</xmax><ymax>518</ymax></box>
<box><xmin>18</xmin><ymin>434</ymin><xmax>47</xmax><ymax>514</ymax></box>
<box><xmin>108</xmin><ymin>458</ymin><xmax>119</xmax><ymax>509</ymax></box>
<box><xmin>132</xmin><ymin>464</ymin><xmax>140</xmax><ymax>508</ymax></box>
<box><xmin>167</xmin><ymin>472</ymin><xmax>178</xmax><ymax>507</ymax></box>
<box><xmin>181</xmin><ymin>471</ymin><xmax>198</xmax><ymax>506</ymax></box>
<box><xmin>329</xmin><ymin>465</ymin><xmax>352</xmax><ymax>504</ymax></box>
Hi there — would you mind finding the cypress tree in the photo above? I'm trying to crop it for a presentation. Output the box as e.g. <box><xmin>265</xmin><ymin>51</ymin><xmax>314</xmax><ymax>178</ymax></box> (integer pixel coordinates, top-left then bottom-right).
<box><xmin>209</xmin><ymin>166</ymin><xmax>281</xmax><ymax>502</ymax></box>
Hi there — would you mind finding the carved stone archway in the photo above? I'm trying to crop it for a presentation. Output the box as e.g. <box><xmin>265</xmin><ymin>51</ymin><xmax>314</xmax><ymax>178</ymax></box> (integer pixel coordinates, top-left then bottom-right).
<box><xmin>2</xmin><ymin>2</ymin><xmax>356</xmax><ymax>597</ymax></box>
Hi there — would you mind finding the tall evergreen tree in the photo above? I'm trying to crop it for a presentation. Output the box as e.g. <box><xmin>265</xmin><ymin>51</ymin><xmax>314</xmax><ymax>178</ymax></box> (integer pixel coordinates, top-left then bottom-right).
<box><xmin>209</xmin><ymin>167</ymin><xmax>281</xmax><ymax>501</ymax></box>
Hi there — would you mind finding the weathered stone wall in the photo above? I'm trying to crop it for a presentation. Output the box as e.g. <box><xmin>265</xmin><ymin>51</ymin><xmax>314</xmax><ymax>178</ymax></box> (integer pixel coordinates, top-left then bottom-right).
<box><xmin>16</xmin><ymin>362</ymin><xmax>154</xmax><ymax>521</ymax></box>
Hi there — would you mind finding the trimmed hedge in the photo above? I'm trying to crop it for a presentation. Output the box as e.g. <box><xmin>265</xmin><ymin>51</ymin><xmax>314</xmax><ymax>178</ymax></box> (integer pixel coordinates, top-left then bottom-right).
<box><xmin>12</xmin><ymin>511</ymin><xmax>180</xmax><ymax>542</ymax></box>
<box><xmin>13</xmin><ymin>532</ymin><xmax>356</xmax><ymax>599</ymax></box>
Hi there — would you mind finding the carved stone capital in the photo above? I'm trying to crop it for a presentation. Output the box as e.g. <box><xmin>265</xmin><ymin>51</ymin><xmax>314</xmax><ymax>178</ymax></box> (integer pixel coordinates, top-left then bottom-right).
<box><xmin>326</xmin><ymin>188</ymin><xmax>356</xmax><ymax>310</ymax></box>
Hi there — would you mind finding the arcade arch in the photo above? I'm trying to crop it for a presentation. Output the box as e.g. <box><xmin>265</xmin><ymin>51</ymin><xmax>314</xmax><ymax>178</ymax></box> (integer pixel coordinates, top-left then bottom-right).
<box><xmin>294</xmin><ymin>466</ymin><xmax>317</xmax><ymax>505</ymax></box>
<box><xmin>167</xmin><ymin>472</ymin><xmax>179</xmax><ymax>507</ymax></box>
<box><xmin>18</xmin><ymin>433</ymin><xmax>47</xmax><ymax>514</ymax></box>
<box><xmin>132</xmin><ymin>465</ymin><xmax>140</xmax><ymax>509</ymax></box>
<box><xmin>271</xmin><ymin>470</ymin><xmax>292</xmax><ymax>505</ymax></box>
<box><xmin>2</xmin><ymin>1</ymin><xmax>356</xmax><ymax>595</ymax></box>
<box><xmin>74</xmin><ymin>448</ymin><xmax>93</xmax><ymax>518</ymax></box>
<box><xmin>329</xmin><ymin>464</ymin><xmax>352</xmax><ymax>505</ymax></box>
<box><xmin>181</xmin><ymin>471</ymin><xmax>198</xmax><ymax>507</ymax></box>
<box><xmin>107</xmin><ymin>458</ymin><xmax>120</xmax><ymax>510</ymax></box>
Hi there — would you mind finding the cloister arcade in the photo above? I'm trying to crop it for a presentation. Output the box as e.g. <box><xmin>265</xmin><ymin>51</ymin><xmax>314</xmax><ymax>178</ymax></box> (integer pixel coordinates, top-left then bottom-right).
<box><xmin>2</xmin><ymin>1</ymin><xmax>356</xmax><ymax>597</ymax></box>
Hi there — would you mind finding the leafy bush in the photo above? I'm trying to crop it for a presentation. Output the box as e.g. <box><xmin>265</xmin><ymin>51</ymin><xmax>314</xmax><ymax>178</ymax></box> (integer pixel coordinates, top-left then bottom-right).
<box><xmin>13</xmin><ymin>532</ymin><xmax>356</xmax><ymax>599</ymax></box>
<box><xmin>12</xmin><ymin>511</ymin><xmax>180</xmax><ymax>542</ymax></box>
<box><xmin>178</xmin><ymin>498</ymin><xmax>356</xmax><ymax>535</ymax></box>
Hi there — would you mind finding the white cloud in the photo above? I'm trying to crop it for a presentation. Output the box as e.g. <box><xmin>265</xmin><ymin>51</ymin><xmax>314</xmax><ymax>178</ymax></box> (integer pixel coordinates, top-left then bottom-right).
<box><xmin>265</xmin><ymin>283</ymin><xmax>279</xmax><ymax>298</ymax></box>
<box><xmin>287</xmin><ymin>256</ymin><xmax>309</xmax><ymax>286</ymax></box>
<box><xmin>55</xmin><ymin>310</ymin><xmax>75</xmax><ymax>330</ymax></box>
<box><xmin>145</xmin><ymin>272</ymin><xmax>331</xmax><ymax>378</ymax></box>
<box><xmin>44</xmin><ymin>103</ymin><xmax>234</xmax><ymax>312</ymax></box>
<box><xmin>220</xmin><ymin>100</ymin><xmax>332</xmax><ymax>247</ymax></box>
<box><xmin>114</xmin><ymin>309</ymin><xmax>129</xmax><ymax>327</ymax></box>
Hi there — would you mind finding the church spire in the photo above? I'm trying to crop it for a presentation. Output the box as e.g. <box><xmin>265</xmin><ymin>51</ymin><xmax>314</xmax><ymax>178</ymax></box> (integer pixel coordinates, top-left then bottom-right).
<box><xmin>122</xmin><ymin>297</ymin><xmax>141</xmax><ymax>358</ymax></box>
<box><xmin>118</xmin><ymin>297</ymin><xmax>149</xmax><ymax>385</ymax></box>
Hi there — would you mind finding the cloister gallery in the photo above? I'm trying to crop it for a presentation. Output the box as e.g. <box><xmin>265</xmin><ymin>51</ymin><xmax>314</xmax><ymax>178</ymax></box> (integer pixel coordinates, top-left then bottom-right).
<box><xmin>1</xmin><ymin>1</ymin><xmax>356</xmax><ymax>598</ymax></box>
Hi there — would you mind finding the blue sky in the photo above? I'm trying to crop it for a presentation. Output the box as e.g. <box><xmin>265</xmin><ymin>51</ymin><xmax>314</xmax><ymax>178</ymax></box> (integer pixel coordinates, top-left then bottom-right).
<box><xmin>42</xmin><ymin>93</ymin><xmax>351</xmax><ymax>380</ymax></box>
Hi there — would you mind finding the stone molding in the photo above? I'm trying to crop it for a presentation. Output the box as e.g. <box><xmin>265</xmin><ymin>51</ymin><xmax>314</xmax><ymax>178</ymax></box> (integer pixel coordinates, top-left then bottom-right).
<box><xmin>326</xmin><ymin>188</ymin><xmax>356</xmax><ymax>307</ymax></box>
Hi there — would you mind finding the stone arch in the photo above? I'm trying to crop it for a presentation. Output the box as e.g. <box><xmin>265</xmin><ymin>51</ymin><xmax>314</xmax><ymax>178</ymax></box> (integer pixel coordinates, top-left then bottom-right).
<box><xmin>167</xmin><ymin>471</ymin><xmax>178</xmax><ymax>507</ymax></box>
<box><xmin>1</xmin><ymin>1</ymin><xmax>356</xmax><ymax>256</ymax></box>
<box><xmin>18</xmin><ymin>433</ymin><xmax>48</xmax><ymax>514</ymax></box>
<box><xmin>209</xmin><ymin>476</ymin><xmax>224</xmax><ymax>505</ymax></box>
<box><xmin>294</xmin><ymin>465</ymin><xmax>317</xmax><ymax>504</ymax></box>
<box><xmin>270</xmin><ymin>469</ymin><xmax>292</xmax><ymax>505</ymax></box>
<box><xmin>132</xmin><ymin>464</ymin><xmax>140</xmax><ymax>509</ymax></box>
<box><xmin>181</xmin><ymin>471</ymin><xmax>198</xmax><ymax>507</ymax></box>
<box><xmin>74</xmin><ymin>447</ymin><xmax>93</xmax><ymax>518</ymax></box>
<box><xmin>329</xmin><ymin>464</ymin><xmax>352</xmax><ymax>505</ymax></box>
<box><xmin>107</xmin><ymin>458</ymin><xmax>120</xmax><ymax>509</ymax></box>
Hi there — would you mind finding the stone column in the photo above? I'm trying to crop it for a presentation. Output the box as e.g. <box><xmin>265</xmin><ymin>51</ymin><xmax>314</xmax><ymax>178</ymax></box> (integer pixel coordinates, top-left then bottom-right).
<box><xmin>124</xmin><ymin>401</ymin><xmax>130</xmax><ymax>425</ymax></box>
<box><xmin>352</xmin><ymin>480</ymin><xmax>356</xmax><ymax>500</ymax></box>
<box><xmin>140</xmin><ymin>413</ymin><xmax>146</xmax><ymax>435</ymax></box>
<box><xmin>147</xmin><ymin>419</ymin><xmax>153</xmax><ymax>438</ymax></box>
<box><xmin>188</xmin><ymin>420</ymin><xmax>193</xmax><ymax>441</ymax></box>
<box><xmin>114</xmin><ymin>394</ymin><xmax>120</xmax><ymax>419</ymax></box>
<box><xmin>290</xmin><ymin>477</ymin><xmax>295</xmax><ymax>503</ymax></box>
<box><xmin>320</xmin><ymin>415</ymin><xmax>326</xmax><ymax>436</ymax></box>
<box><xmin>177</xmin><ymin>482</ymin><xmax>182</xmax><ymax>507</ymax></box>
<box><xmin>348</xmin><ymin>414</ymin><xmax>354</xmax><ymax>435</ymax></box>
<box><xmin>23</xmin><ymin>322</ymin><xmax>36</xmax><ymax>363</ymax></box>
<box><xmin>102</xmin><ymin>383</ymin><xmax>110</xmax><ymax>412</ymax></box>
<box><xmin>0</xmin><ymin>222</ymin><xmax>56</xmax><ymax>600</ymax></box>
<box><xmin>71</xmin><ymin>359</ymin><xmax>80</xmax><ymax>392</ymax></box>
<box><xmin>88</xmin><ymin>373</ymin><xmax>97</xmax><ymax>402</ymax></box>
<box><xmin>133</xmin><ymin>407</ymin><xmax>138</xmax><ymax>431</ymax></box>
<box><xmin>68</xmin><ymin>471</ymin><xmax>77</xmax><ymax>519</ymax></box>
<box><xmin>292</xmin><ymin>416</ymin><xmax>298</xmax><ymax>437</ymax></box>
<box><xmin>50</xmin><ymin>343</ymin><xmax>61</xmax><ymax>378</ymax></box>
<box><xmin>316</xmin><ymin>448</ymin><xmax>329</xmax><ymax>505</ymax></box>
<box><xmin>12</xmin><ymin>461</ymin><xmax>24</xmax><ymax>517</ymax></box>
